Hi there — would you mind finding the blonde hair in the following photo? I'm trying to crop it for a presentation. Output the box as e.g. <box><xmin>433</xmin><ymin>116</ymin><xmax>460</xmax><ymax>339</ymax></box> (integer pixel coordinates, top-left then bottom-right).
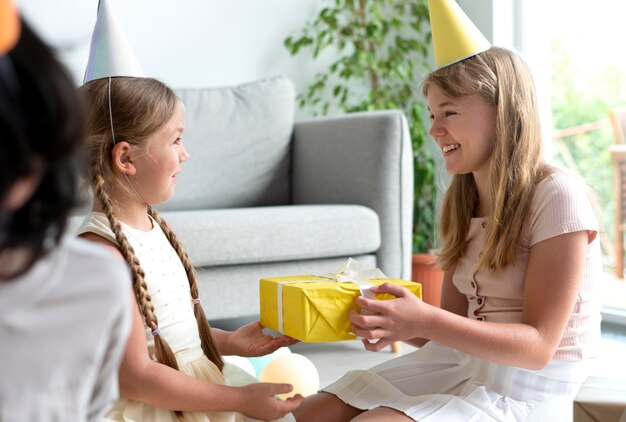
<box><xmin>423</xmin><ymin>47</ymin><xmax>552</xmax><ymax>273</ymax></box>
<box><xmin>82</xmin><ymin>77</ymin><xmax>223</xmax><ymax>371</ymax></box>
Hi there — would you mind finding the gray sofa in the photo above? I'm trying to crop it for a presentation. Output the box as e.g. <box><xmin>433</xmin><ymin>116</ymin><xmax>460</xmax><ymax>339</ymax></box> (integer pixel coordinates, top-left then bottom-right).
<box><xmin>73</xmin><ymin>76</ymin><xmax>413</xmax><ymax>321</ymax></box>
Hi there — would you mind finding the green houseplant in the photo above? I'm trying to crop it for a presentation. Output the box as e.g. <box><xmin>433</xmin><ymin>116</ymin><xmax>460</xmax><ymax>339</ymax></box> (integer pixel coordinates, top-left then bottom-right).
<box><xmin>285</xmin><ymin>0</ymin><xmax>443</xmax><ymax>304</ymax></box>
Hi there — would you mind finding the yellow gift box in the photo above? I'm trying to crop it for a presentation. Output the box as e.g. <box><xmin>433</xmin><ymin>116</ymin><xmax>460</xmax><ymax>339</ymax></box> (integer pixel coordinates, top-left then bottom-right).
<box><xmin>259</xmin><ymin>274</ymin><xmax>422</xmax><ymax>343</ymax></box>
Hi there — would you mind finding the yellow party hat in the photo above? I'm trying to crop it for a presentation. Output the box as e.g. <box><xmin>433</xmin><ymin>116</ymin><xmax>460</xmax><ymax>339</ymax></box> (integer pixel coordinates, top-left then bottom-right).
<box><xmin>0</xmin><ymin>0</ymin><xmax>20</xmax><ymax>54</ymax></box>
<box><xmin>428</xmin><ymin>0</ymin><xmax>491</xmax><ymax>68</ymax></box>
<box><xmin>83</xmin><ymin>0</ymin><xmax>144</xmax><ymax>84</ymax></box>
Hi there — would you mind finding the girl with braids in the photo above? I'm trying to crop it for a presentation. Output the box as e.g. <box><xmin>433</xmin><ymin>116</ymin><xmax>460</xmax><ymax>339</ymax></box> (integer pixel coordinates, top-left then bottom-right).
<box><xmin>76</xmin><ymin>1</ymin><xmax>301</xmax><ymax>420</ymax></box>
<box><xmin>294</xmin><ymin>3</ymin><xmax>602</xmax><ymax>421</ymax></box>
<box><xmin>77</xmin><ymin>75</ymin><xmax>303</xmax><ymax>421</ymax></box>
<box><xmin>77</xmin><ymin>75</ymin><xmax>302</xmax><ymax>422</ymax></box>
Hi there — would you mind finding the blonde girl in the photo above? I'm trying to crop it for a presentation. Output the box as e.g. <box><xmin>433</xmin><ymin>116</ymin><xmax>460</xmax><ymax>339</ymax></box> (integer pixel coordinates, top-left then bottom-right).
<box><xmin>78</xmin><ymin>76</ymin><xmax>302</xmax><ymax>422</ymax></box>
<box><xmin>294</xmin><ymin>47</ymin><xmax>602</xmax><ymax>422</ymax></box>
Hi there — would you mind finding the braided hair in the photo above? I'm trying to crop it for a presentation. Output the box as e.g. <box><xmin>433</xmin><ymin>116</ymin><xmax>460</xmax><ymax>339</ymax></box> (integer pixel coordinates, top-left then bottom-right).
<box><xmin>82</xmin><ymin>77</ymin><xmax>223</xmax><ymax>371</ymax></box>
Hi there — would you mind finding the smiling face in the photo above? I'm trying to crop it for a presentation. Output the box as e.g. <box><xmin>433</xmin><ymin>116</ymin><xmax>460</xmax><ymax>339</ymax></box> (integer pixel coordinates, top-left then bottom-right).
<box><xmin>130</xmin><ymin>104</ymin><xmax>188</xmax><ymax>205</ymax></box>
<box><xmin>427</xmin><ymin>84</ymin><xmax>496</xmax><ymax>178</ymax></box>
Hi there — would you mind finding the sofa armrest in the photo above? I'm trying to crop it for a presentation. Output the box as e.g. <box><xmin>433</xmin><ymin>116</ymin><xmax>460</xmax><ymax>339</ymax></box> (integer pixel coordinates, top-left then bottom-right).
<box><xmin>292</xmin><ymin>110</ymin><xmax>413</xmax><ymax>279</ymax></box>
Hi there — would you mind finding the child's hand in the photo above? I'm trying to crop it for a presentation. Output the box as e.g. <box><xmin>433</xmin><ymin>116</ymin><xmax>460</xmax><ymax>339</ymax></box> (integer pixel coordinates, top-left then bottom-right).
<box><xmin>226</xmin><ymin>321</ymin><xmax>299</xmax><ymax>357</ymax></box>
<box><xmin>238</xmin><ymin>382</ymin><xmax>304</xmax><ymax>420</ymax></box>
<box><xmin>350</xmin><ymin>282</ymin><xmax>427</xmax><ymax>352</ymax></box>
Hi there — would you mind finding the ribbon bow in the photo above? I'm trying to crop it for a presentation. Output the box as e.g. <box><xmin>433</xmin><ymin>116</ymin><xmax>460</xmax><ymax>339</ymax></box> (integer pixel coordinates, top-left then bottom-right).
<box><xmin>276</xmin><ymin>258</ymin><xmax>385</xmax><ymax>333</ymax></box>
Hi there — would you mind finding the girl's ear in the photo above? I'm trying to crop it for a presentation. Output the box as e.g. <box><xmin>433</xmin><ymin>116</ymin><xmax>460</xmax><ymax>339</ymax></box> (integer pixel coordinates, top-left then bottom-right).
<box><xmin>111</xmin><ymin>141</ymin><xmax>136</xmax><ymax>176</ymax></box>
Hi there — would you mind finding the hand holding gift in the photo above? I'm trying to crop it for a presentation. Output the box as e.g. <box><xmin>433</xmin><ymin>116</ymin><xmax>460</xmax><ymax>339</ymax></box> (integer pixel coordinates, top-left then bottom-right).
<box><xmin>350</xmin><ymin>281</ymin><xmax>429</xmax><ymax>351</ymax></box>
<box><xmin>259</xmin><ymin>259</ymin><xmax>422</xmax><ymax>343</ymax></box>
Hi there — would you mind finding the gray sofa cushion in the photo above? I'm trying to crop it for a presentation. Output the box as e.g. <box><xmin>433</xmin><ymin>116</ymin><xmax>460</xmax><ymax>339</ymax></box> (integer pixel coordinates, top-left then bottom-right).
<box><xmin>160</xmin><ymin>76</ymin><xmax>295</xmax><ymax>212</ymax></box>
<box><xmin>161</xmin><ymin>205</ymin><xmax>380</xmax><ymax>267</ymax></box>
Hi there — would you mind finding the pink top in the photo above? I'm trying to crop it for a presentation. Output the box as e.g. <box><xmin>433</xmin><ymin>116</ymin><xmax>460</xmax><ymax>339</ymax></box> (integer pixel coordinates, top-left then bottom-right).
<box><xmin>452</xmin><ymin>170</ymin><xmax>602</xmax><ymax>360</ymax></box>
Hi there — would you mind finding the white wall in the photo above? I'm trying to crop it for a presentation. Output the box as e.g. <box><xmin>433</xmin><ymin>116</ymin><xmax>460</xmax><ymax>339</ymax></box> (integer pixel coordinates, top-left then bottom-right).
<box><xmin>16</xmin><ymin>0</ymin><xmax>330</xmax><ymax>115</ymax></box>
<box><xmin>18</xmin><ymin>1</ymin><xmax>548</xmax><ymax>130</ymax></box>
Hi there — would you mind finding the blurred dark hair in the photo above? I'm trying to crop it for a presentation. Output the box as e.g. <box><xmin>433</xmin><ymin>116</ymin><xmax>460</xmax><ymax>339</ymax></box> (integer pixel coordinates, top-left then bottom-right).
<box><xmin>0</xmin><ymin>19</ymin><xmax>85</xmax><ymax>268</ymax></box>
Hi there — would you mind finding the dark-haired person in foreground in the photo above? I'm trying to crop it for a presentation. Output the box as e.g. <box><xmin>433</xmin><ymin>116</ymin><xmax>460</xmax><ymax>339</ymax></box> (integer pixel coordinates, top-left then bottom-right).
<box><xmin>0</xmin><ymin>11</ymin><xmax>132</xmax><ymax>422</ymax></box>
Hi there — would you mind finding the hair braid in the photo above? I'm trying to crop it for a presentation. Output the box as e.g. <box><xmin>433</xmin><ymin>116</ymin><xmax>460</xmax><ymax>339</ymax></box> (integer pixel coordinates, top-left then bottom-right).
<box><xmin>90</xmin><ymin>164</ymin><xmax>179</xmax><ymax>371</ymax></box>
<box><xmin>148</xmin><ymin>206</ymin><xmax>224</xmax><ymax>371</ymax></box>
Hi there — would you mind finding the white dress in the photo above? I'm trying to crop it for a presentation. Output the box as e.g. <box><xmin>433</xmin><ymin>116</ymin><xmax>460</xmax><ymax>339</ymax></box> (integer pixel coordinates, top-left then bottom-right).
<box><xmin>324</xmin><ymin>342</ymin><xmax>591</xmax><ymax>421</ymax></box>
<box><xmin>78</xmin><ymin>212</ymin><xmax>294</xmax><ymax>422</ymax></box>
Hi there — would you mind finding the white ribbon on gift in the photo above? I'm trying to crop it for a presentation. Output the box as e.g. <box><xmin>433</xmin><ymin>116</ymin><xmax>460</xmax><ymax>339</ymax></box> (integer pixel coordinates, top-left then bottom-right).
<box><xmin>276</xmin><ymin>258</ymin><xmax>387</xmax><ymax>334</ymax></box>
